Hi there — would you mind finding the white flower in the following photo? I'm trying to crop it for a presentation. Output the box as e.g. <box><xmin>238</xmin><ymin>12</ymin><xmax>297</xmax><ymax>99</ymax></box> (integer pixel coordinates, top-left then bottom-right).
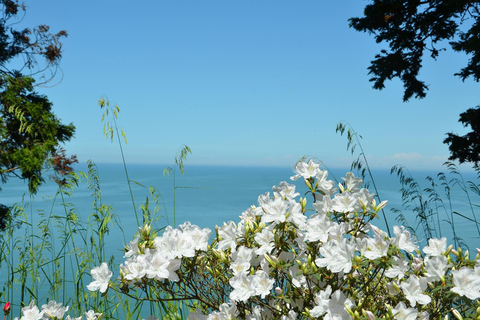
<box><xmin>451</xmin><ymin>267</ymin><xmax>480</xmax><ymax>300</ymax></box>
<box><xmin>310</xmin><ymin>285</ymin><xmax>332</xmax><ymax>317</ymax></box>
<box><xmin>155</xmin><ymin>228</ymin><xmax>195</xmax><ymax>259</ymax></box>
<box><xmin>273</xmin><ymin>181</ymin><xmax>300</xmax><ymax>199</ymax></box>
<box><xmin>422</xmin><ymin>237</ymin><xmax>447</xmax><ymax>257</ymax></box>
<box><xmin>316</xmin><ymin>170</ymin><xmax>335</xmax><ymax>196</ymax></box>
<box><xmin>424</xmin><ymin>255</ymin><xmax>450</xmax><ymax>282</ymax></box>
<box><xmin>364</xmin><ymin>234</ymin><xmax>390</xmax><ymax>260</ymax></box>
<box><xmin>287</xmin><ymin>202</ymin><xmax>306</xmax><ymax>229</ymax></box>
<box><xmin>41</xmin><ymin>300</ymin><xmax>68</xmax><ymax>319</ymax></box>
<box><xmin>312</xmin><ymin>195</ymin><xmax>332</xmax><ymax>215</ymax></box>
<box><xmin>230</xmin><ymin>259</ymin><xmax>250</xmax><ymax>276</ymax></box>
<box><xmin>124</xmin><ymin>237</ymin><xmax>139</xmax><ymax>258</ymax></box>
<box><xmin>392</xmin><ymin>302</ymin><xmax>418</xmax><ymax>320</ymax></box>
<box><xmin>145</xmin><ymin>251</ymin><xmax>171</xmax><ymax>280</ymax></box>
<box><xmin>392</xmin><ymin>225</ymin><xmax>418</xmax><ymax>253</ymax></box>
<box><xmin>304</xmin><ymin>214</ymin><xmax>332</xmax><ymax>243</ymax></box>
<box><xmin>342</xmin><ymin>172</ymin><xmax>363</xmax><ymax>192</ymax></box>
<box><xmin>291</xmin><ymin>159</ymin><xmax>320</xmax><ymax>181</ymax></box>
<box><xmin>384</xmin><ymin>256</ymin><xmax>408</xmax><ymax>279</ymax></box>
<box><xmin>87</xmin><ymin>262</ymin><xmax>112</xmax><ymax>293</ymax></box>
<box><xmin>254</xmin><ymin>225</ymin><xmax>275</xmax><ymax>255</ymax></box>
<box><xmin>85</xmin><ymin>310</ymin><xmax>102</xmax><ymax>320</ymax></box>
<box><xmin>218</xmin><ymin>302</ymin><xmax>238</xmax><ymax>320</ymax></box>
<box><xmin>217</xmin><ymin>221</ymin><xmax>238</xmax><ymax>252</ymax></box>
<box><xmin>20</xmin><ymin>301</ymin><xmax>44</xmax><ymax>320</ymax></box>
<box><xmin>324</xmin><ymin>290</ymin><xmax>354</xmax><ymax>320</ymax></box>
<box><xmin>180</xmin><ymin>222</ymin><xmax>211</xmax><ymax>251</ymax></box>
<box><xmin>316</xmin><ymin>238</ymin><xmax>355</xmax><ymax>273</ymax></box>
<box><xmin>331</xmin><ymin>192</ymin><xmax>358</xmax><ymax>213</ymax></box>
<box><xmin>261</xmin><ymin>197</ymin><xmax>289</xmax><ymax>224</ymax></box>
<box><xmin>124</xmin><ymin>256</ymin><xmax>148</xmax><ymax>281</ymax></box>
<box><xmin>229</xmin><ymin>274</ymin><xmax>256</xmax><ymax>302</ymax></box>
<box><xmin>253</xmin><ymin>271</ymin><xmax>274</xmax><ymax>298</ymax></box>
<box><xmin>400</xmin><ymin>275</ymin><xmax>431</xmax><ymax>306</ymax></box>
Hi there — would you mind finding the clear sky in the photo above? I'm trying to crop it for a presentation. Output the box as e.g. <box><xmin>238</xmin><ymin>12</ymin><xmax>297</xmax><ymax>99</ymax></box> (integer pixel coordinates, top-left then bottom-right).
<box><xmin>21</xmin><ymin>0</ymin><xmax>480</xmax><ymax>170</ymax></box>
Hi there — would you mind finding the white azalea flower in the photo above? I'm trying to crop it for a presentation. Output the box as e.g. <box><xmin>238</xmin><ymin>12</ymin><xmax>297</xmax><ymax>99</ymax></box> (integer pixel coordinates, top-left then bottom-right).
<box><xmin>253</xmin><ymin>271</ymin><xmax>274</xmax><ymax>298</ymax></box>
<box><xmin>316</xmin><ymin>238</ymin><xmax>355</xmax><ymax>273</ymax></box>
<box><xmin>145</xmin><ymin>251</ymin><xmax>170</xmax><ymax>280</ymax></box>
<box><xmin>290</xmin><ymin>159</ymin><xmax>320</xmax><ymax>181</ymax></box>
<box><xmin>229</xmin><ymin>274</ymin><xmax>256</xmax><ymax>302</ymax></box>
<box><xmin>424</xmin><ymin>255</ymin><xmax>450</xmax><ymax>282</ymax></box>
<box><xmin>392</xmin><ymin>302</ymin><xmax>418</xmax><ymax>320</ymax></box>
<box><xmin>364</xmin><ymin>234</ymin><xmax>390</xmax><ymax>260</ymax></box>
<box><xmin>230</xmin><ymin>259</ymin><xmax>250</xmax><ymax>276</ymax></box>
<box><xmin>124</xmin><ymin>256</ymin><xmax>148</xmax><ymax>281</ymax></box>
<box><xmin>423</xmin><ymin>237</ymin><xmax>447</xmax><ymax>257</ymax></box>
<box><xmin>217</xmin><ymin>221</ymin><xmax>238</xmax><ymax>252</ymax></box>
<box><xmin>400</xmin><ymin>275</ymin><xmax>431</xmax><ymax>306</ymax></box>
<box><xmin>451</xmin><ymin>267</ymin><xmax>480</xmax><ymax>300</ymax></box>
<box><xmin>20</xmin><ymin>301</ymin><xmax>44</xmax><ymax>320</ymax></box>
<box><xmin>124</xmin><ymin>237</ymin><xmax>139</xmax><ymax>258</ymax></box>
<box><xmin>384</xmin><ymin>256</ymin><xmax>408</xmax><ymax>279</ymax></box>
<box><xmin>324</xmin><ymin>290</ymin><xmax>354</xmax><ymax>320</ymax></box>
<box><xmin>41</xmin><ymin>300</ymin><xmax>68</xmax><ymax>319</ymax></box>
<box><xmin>342</xmin><ymin>172</ymin><xmax>363</xmax><ymax>192</ymax></box>
<box><xmin>331</xmin><ymin>192</ymin><xmax>358</xmax><ymax>213</ymax></box>
<box><xmin>304</xmin><ymin>214</ymin><xmax>332</xmax><ymax>243</ymax></box>
<box><xmin>392</xmin><ymin>225</ymin><xmax>418</xmax><ymax>253</ymax></box>
<box><xmin>261</xmin><ymin>196</ymin><xmax>289</xmax><ymax>224</ymax></box>
<box><xmin>316</xmin><ymin>170</ymin><xmax>335</xmax><ymax>196</ymax></box>
<box><xmin>85</xmin><ymin>310</ymin><xmax>102</xmax><ymax>320</ymax></box>
<box><xmin>87</xmin><ymin>262</ymin><xmax>112</xmax><ymax>293</ymax></box>
<box><xmin>310</xmin><ymin>285</ymin><xmax>332</xmax><ymax>318</ymax></box>
<box><xmin>254</xmin><ymin>225</ymin><xmax>275</xmax><ymax>255</ymax></box>
<box><xmin>312</xmin><ymin>195</ymin><xmax>332</xmax><ymax>215</ymax></box>
<box><xmin>273</xmin><ymin>181</ymin><xmax>300</xmax><ymax>199</ymax></box>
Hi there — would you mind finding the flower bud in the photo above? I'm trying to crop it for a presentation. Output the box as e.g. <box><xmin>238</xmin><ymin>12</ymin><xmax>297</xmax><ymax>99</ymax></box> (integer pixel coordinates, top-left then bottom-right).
<box><xmin>363</xmin><ymin>310</ymin><xmax>375</xmax><ymax>320</ymax></box>
<box><xmin>304</xmin><ymin>179</ymin><xmax>313</xmax><ymax>190</ymax></box>
<box><xmin>344</xmin><ymin>304</ymin><xmax>354</xmax><ymax>317</ymax></box>
<box><xmin>3</xmin><ymin>302</ymin><xmax>10</xmax><ymax>315</ymax></box>
<box><xmin>452</xmin><ymin>308</ymin><xmax>463</xmax><ymax>320</ymax></box>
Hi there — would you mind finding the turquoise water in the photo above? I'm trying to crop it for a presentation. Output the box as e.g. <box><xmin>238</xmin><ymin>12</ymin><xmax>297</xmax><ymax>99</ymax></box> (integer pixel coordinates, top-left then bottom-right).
<box><xmin>3</xmin><ymin>163</ymin><xmax>480</xmax><ymax>252</ymax></box>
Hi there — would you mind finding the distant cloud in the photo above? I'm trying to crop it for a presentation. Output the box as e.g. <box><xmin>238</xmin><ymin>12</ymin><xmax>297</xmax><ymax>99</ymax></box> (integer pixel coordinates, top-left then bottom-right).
<box><xmin>392</xmin><ymin>152</ymin><xmax>423</xmax><ymax>160</ymax></box>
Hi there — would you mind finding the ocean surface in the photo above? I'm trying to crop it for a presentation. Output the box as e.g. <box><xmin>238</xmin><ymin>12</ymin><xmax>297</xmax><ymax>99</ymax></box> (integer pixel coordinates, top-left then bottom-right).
<box><xmin>3</xmin><ymin>163</ymin><xmax>480</xmax><ymax>254</ymax></box>
<box><xmin>2</xmin><ymin>162</ymin><xmax>480</xmax><ymax>315</ymax></box>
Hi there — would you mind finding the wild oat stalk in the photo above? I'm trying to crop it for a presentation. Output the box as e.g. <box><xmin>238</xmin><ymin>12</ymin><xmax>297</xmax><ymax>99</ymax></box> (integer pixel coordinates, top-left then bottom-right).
<box><xmin>336</xmin><ymin>122</ymin><xmax>391</xmax><ymax>236</ymax></box>
<box><xmin>99</xmin><ymin>97</ymin><xmax>140</xmax><ymax>226</ymax></box>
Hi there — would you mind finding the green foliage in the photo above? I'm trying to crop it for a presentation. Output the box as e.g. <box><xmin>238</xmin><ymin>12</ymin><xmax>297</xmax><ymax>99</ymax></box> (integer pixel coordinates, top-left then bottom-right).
<box><xmin>0</xmin><ymin>0</ymin><xmax>67</xmax><ymax>81</ymax></box>
<box><xmin>0</xmin><ymin>75</ymin><xmax>75</xmax><ymax>193</ymax></box>
<box><xmin>0</xmin><ymin>0</ymin><xmax>74</xmax><ymax>231</ymax></box>
<box><xmin>350</xmin><ymin>0</ymin><xmax>480</xmax><ymax>102</ymax></box>
<box><xmin>444</xmin><ymin>105</ymin><xmax>480</xmax><ymax>167</ymax></box>
<box><xmin>351</xmin><ymin>1</ymin><xmax>480</xmax><ymax>168</ymax></box>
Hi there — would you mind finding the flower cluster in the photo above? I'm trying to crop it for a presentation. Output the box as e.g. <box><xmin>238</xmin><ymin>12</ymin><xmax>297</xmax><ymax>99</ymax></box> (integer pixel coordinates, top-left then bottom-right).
<box><xmin>87</xmin><ymin>159</ymin><xmax>480</xmax><ymax>319</ymax></box>
<box><xmin>8</xmin><ymin>300</ymin><xmax>101</xmax><ymax>320</ymax></box>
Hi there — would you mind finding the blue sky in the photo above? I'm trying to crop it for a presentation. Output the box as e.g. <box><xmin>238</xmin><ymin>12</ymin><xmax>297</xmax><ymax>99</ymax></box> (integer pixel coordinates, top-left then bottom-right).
<box><xmin>22</xmin><ymin>0</ymin><xmax>480</xmax><ymax>170</ymax></box>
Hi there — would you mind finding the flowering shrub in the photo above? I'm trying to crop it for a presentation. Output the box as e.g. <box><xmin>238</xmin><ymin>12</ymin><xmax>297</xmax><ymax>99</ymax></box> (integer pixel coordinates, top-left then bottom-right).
<box><xmin>88</xmin><ymin>159</ymin><xmax>480</xmax><ymax>319</ymax></box>
<box><xmin>5</xmin><ymin>300</ymin><xmax>101</xmax><ymax>320</ymax></box>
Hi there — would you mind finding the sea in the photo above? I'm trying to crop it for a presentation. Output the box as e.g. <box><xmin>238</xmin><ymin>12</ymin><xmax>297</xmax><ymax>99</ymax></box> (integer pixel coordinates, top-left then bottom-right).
<box><xmin>3</xmin><ymin>162</ymin><xmax>480</xmax><ymax>253</ymax></box>
<box><xmin>1</xmin><ymin>162</ymin><xmax>480</xmax><ymax>315</ymax></box>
